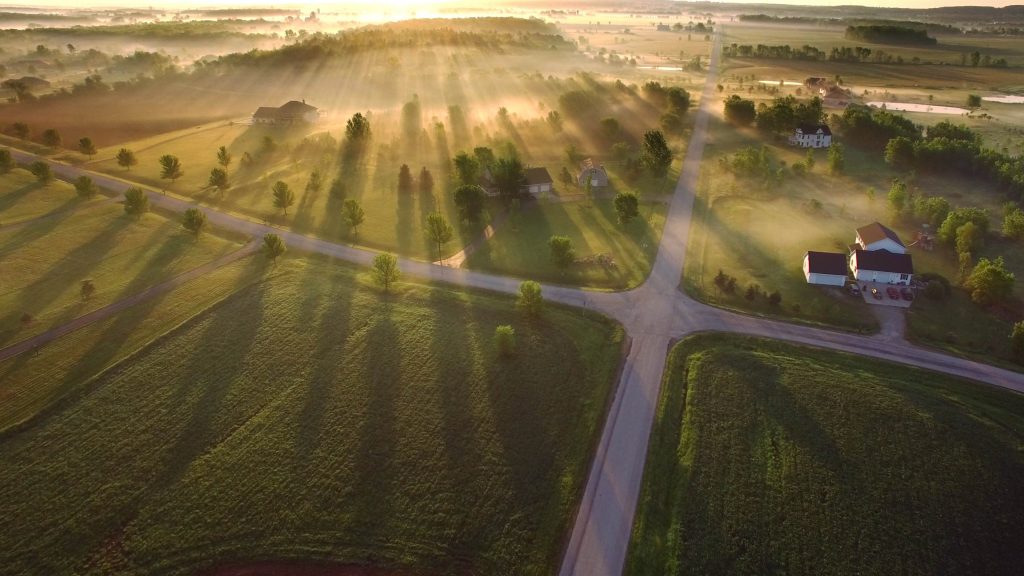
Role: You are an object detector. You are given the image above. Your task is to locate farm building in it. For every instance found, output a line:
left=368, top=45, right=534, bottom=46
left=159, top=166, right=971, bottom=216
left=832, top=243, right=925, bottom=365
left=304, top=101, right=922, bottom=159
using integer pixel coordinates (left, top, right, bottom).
left=854, top=222, right=906, bottom=254
left=789, top=124, right=832, bottom=148
left=850, top=249, right=914, bottom=285
left=523, top=167, right=554, bottom=195
left=578, top=159, right=609, bottom=189
left=803, top=251, right=848, bottom=286
left=253, top=100, right=320, bottom=126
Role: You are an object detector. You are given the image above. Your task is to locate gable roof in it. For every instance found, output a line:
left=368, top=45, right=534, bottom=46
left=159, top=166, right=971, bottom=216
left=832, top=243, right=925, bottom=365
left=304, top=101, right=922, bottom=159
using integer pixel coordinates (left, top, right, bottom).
left=857, top=221, right=905, bottom=248
left=253, top=106, right=279, bottom=119
left=805, top=251, right=848, bottom=276
left=795, top=124, right=832, bottom=136
left=854, top=249, right=914, bottom=274
left=524, top=167, right=552, bottom=186
left=278, top=100, right=317, bottom=114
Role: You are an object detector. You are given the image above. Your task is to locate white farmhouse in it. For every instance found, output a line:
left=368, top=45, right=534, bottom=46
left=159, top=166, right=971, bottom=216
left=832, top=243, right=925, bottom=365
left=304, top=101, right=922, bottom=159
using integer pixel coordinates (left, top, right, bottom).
left=854, top=222, right=907, bottom=254
left=850, top=249, right=914, bottom=285
left=803, top=251, right=848, bottom=286
left=789, top=124, right=832, bottom=148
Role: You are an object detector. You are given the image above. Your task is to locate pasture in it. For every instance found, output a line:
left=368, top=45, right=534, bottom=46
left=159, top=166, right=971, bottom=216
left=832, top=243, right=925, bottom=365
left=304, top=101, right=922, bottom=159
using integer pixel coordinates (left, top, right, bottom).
left=0, top=166, right=102, bottom=224
left=627, top=334, right=1024, bottom=576
left=0, top=256, right=624, bottom=575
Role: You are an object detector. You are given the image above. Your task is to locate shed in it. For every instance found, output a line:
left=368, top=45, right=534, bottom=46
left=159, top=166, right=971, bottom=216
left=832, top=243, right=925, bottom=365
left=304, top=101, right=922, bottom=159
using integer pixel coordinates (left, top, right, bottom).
left=803, top=251, right=848, bottom=286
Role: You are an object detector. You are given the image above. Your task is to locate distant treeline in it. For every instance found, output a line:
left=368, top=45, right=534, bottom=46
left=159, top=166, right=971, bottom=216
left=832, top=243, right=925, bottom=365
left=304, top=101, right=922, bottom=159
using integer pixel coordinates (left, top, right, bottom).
left=844, top=25, right=937, bottom=45
left=0, top=12, right=83, bottom=21
left=1, top=20, right=267, bottom=39
left=369, top=17, right=559, bottom=35
left=186, top=8, right=300, bottom=18
left=738, top=14, right=959, bottom=34
left=723, top=42, right=1008, bottom=66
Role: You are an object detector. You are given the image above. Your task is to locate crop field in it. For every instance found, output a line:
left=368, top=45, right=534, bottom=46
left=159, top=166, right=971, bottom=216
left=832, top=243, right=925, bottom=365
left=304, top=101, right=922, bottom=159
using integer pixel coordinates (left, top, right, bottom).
left=626, top=334, right=1024, bottom=576
left=0, top=199, right=242, bottom=347
left=0, top=166, right=103, bottom=224
left=0, top=256, right=624, bottom=575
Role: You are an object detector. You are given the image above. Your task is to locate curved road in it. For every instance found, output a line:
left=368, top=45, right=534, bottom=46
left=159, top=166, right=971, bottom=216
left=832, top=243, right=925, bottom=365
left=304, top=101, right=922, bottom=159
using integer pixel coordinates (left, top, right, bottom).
left=7, top=31, right=1024, bottom=576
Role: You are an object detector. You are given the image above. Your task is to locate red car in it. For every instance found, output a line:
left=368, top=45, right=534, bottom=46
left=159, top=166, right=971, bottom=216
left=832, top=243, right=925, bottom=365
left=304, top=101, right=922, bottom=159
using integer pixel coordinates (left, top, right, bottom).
left=870, top=287, right=882, bottom=300
left=886, top=286, right=900, bottom=300
left=900, top=287, right=915, bottom=301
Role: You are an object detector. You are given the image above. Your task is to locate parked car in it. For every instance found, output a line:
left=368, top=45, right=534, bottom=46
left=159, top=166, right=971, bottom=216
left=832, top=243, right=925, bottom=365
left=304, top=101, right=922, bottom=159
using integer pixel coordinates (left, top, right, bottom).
left=871, top=287, right=882, bottom=300
left=900, top=287, right=915, bottom=301
left=847, top=283, right=861, bottom=296
left=886, top=286, right=900, bottom=300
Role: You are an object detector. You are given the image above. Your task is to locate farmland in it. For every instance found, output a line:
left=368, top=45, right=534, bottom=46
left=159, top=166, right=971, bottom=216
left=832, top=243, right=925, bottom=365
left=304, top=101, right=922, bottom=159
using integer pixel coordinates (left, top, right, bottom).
left=627, top=334, right=1024, bottom=575
left=0, top=255, right=624, bottom=575
left=0, top=166, right=102, bottom=224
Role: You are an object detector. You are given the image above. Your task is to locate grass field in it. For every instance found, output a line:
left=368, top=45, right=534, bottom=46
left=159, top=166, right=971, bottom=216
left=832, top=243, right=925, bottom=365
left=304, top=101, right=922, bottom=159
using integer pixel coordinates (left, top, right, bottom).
left=0, top=200, right=242, bottom=347
left=626, top=333, right=1024, bottom=576
left=0, top=167, right=103, bottom=225
left=468, top=198, right=668, bottom=289
left=0, top=255, right=624, bottom=575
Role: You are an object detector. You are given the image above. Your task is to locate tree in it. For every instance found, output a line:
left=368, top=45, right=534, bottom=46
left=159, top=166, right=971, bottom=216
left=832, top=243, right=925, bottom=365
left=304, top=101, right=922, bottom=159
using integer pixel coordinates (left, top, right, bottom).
left=614, top=191, right=640, bottom=224
left=887, top=178, right=908, bottom=217
left=372, top=252, right=400, bottom=292
left=181, top=207, right=207, bottom=237
left=517, top=280, right=543, bottom=316
left=724, top=95, right=756, bottom=126
left=0, top=149, right=12, bottom=173
left=345, top=112, right=371, bottom=143
left=1003, top=207, right=1024, bottom=240
left=491, top=157, right=526, bottom=203
left=453, top=152, right=481, bottom=186
left=964, top=256, right=1014, bottom=306
left=73, top=175, right=97, bottom=198
left=116, top=148, right=137, bottom=171
left=29, top=161, right=52, bottom=183
left=272, top=181, right=295, bottom=215
left=216, top=145, right=232, bottom=169
left=600, top=117, right=621, bottom=140
left=78, top=137, right=96, bottom=158
left=640, top=130, right=673, bottom=178
left=955, top=221, right=982, bottom=255
left=473, top=146, right=495, bottom=168
left=494, top=325, right=516, bottom=357
left=454, top=184, right=485, bottom=223
left=262, top=233, right=286, bottom=262
left=342, top=198, right=365, bottom=236
left=966, top=94, right=982, bottom=109
left=158, top=154, right=183, bottom=187
left=548, top=235, right=576, bottom=270
left=1011, top=321, right=1024, bottom=364
left=768, top=291, right=782, bottom=306
left=425, top=212, right=453, bottom=259
left=666, top=86, right=691, bottom=113
left=80, top=279, right=95, bottom=301
left=827, top=143, right=845, bottom=175
left=41, top=128, right=61, bottom=149
left=398, top=164, right=414, bottom=192
left=938, top=207, right=989, bottom=244
left=419, top=166, right=434, bottom=195
left=10, top=122, right=28, bottom=140
left=123, top=187, right=149, bottom=215
left=306, top=170, right=322, bottom=193
left=208, top=167, right=230, bottom=194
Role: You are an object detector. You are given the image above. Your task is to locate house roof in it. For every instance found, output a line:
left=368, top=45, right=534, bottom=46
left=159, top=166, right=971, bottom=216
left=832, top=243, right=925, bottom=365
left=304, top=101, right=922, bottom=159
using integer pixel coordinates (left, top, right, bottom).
left=524, top=167, right=553, bottom=186
left=854, top=249, right=914, bottom=274
left=278, top=100, right=317, bottom=115
left=253, top=106, right=280, bottom=119
left=579, top=158, right=608, bottom=177
left=857, top=221, right=905, bottom=248
left=795, top=124, right=832, bottom=136
left=805, top=251, right=848, bottom=276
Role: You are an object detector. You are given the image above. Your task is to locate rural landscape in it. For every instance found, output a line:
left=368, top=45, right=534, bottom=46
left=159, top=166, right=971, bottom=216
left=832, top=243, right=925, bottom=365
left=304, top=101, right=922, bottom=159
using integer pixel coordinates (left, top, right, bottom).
left=1, top=1, right=1023, bottom=575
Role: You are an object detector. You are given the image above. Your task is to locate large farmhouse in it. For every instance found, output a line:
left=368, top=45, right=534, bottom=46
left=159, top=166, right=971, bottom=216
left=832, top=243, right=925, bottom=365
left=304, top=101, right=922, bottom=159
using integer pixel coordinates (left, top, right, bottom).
left=252, top=100, right=320, bottom=126
left=789, top=124, right=832, bottom=148
left=803, top=221, right=914, bottom=287
left=850, top=249, right=914, bottom=285
left=523, top=167, right=554, bottom=195
left=853, top=221, right=906, bottom=254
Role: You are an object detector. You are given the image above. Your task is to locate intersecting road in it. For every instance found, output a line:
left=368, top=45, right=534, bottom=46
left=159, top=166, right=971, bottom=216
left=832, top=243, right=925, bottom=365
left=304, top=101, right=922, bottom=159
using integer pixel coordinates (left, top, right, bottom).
left=6, top=31, right=1024, bottom=576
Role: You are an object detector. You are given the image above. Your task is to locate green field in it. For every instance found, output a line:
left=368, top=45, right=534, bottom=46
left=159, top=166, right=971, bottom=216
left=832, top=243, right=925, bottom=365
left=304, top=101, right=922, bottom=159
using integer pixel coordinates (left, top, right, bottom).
left=0, top=256, right=624, bottom=575
left=627, top=334, right=1024, bottom=576
left=0, top=200, right=242, bottom=347
left=0, top=167, right=102, bottom=225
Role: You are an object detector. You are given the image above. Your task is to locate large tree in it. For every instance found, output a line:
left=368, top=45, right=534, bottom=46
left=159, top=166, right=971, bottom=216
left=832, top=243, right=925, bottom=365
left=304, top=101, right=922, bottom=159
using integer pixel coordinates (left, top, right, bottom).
left=398, top=164, right=413, bottom=192
left=116, top=148, right=137, bottom=171
left=640, top=130, right=673, bottom=178
left=614, top=191, right=640, bottom=224
left=272, top=181, right=295, bottom=215
left=262, top=233, right=286, bottom=262
left=490, top=157, right=526, bottom=203
left=453, top=152, right=480, bottom=186
left=181, top=207, right=207, bottom=237
left=425, top=212, right=453, bottom=260
left=549, top=235, right=576, bottom=270
left=78, top=137, right=97, bottom=158
left=208, top=168, right=230, bottom=194
left=964, top=256, right=1014, bottom=306
left=123, top=187, right=149, bottom=215
left=345, top=112, right=371, bottom=143
left=342, top=198, right=365, bottom=236
left=454, top=184, right=485, bottom=223
left=41, top=128, right=61, bottom=149
left=159, top=154, right=183, bottom=187
left=516, top=280, right=543, bottom=316
left=723, top=95, right=756, bottom=126
left=372, top=252, right=400, bottom=292
left=73, top=175, right=97, bottom=198
left=29, top=161, right=52, bottom=183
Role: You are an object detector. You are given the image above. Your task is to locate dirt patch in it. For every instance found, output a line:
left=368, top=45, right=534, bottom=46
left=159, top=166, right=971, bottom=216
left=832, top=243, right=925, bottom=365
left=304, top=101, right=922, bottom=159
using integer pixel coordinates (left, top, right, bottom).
left=199, top=563, right=418, bottom=576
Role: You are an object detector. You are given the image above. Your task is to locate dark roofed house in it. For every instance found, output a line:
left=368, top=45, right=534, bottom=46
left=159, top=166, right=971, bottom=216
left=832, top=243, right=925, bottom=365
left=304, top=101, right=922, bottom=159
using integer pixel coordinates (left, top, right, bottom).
left=803, top=251, right=848, bottom=286
left=851, top=249, right=914, bottom=285
left=523, top=167, right=553, bottom=195
left=252, top=100, right=319, bottom=126
left=855, top=221, right=906, bottom=254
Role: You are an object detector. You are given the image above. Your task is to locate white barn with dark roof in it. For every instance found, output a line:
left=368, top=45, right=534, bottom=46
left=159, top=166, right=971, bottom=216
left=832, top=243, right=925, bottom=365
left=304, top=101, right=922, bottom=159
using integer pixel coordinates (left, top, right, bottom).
left=855, top=221, right=906, bottom=254
left=803, top=251, right=848, bottom=286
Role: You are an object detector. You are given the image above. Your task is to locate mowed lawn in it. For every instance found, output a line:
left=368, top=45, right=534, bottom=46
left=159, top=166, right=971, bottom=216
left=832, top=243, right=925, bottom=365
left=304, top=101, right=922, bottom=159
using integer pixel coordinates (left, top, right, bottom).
left=0, top=200, right=242, bottom=347
left=0, top=167, right=102, bottom=225
left=0, top=257, right=624, bottom=575
left=467, top=199, right=668, bottom=289
left=627, top=334, right=1024, bottom=576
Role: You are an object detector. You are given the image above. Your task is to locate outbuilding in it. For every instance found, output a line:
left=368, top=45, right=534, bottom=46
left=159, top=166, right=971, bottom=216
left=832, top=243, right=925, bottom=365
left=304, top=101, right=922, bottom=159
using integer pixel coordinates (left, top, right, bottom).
left=803, top=251, right=849, bottom=286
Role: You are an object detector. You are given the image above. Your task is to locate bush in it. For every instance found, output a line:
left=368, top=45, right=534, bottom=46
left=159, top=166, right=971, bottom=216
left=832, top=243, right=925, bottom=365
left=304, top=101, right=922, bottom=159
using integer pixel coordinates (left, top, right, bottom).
left=494, top=325, right=516, bottom=357
left=768, top=291, right=782, bottom=306
left=517, top=280, right=543, bottom=316
left=918, top=272, right=951, bottom=300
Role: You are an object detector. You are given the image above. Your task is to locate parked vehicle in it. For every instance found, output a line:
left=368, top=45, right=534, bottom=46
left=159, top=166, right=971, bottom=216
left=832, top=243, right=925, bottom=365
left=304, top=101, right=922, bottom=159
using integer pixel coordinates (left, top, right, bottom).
left=847, top=283, right=861, bottom=296
left=900, top=287, right=915, bottom=301
left=886, top=286, right=900, bottom=300
left=871, top=287, right=882, bottom=300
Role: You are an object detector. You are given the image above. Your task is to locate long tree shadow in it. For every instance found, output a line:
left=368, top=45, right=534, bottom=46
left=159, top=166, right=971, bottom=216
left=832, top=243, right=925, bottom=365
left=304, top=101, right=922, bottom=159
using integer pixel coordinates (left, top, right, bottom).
left=0, top=180, right=43, bottom=215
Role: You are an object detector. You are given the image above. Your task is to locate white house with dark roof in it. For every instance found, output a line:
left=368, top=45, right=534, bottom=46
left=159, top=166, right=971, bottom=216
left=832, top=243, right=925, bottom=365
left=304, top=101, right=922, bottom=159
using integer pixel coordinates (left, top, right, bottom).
left=523, top=167, right=553, bottom=195
left=855, top=222, right=906, bottom=254
left=253, top=100, right=319, bottom=126
left=803, top=251, right=848, bottom=286
left=789, top=124, right=832, bottom=148
left=850, top=249, right=914, bottom=285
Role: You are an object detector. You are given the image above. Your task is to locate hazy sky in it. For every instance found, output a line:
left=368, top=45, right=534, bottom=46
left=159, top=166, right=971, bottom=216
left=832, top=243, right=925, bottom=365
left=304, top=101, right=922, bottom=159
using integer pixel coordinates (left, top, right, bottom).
left=16, top=0, right=1018, bottom=9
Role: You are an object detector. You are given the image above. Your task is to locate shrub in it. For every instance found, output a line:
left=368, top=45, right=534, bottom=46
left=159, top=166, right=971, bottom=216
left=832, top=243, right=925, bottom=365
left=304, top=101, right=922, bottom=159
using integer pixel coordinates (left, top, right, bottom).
left=517, top=281, right=543, bottom=316
left=494, top=325, right=516, bottom=357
